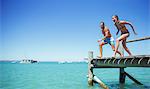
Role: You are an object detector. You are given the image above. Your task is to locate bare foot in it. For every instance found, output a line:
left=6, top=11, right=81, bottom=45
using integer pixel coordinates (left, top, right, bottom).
left=113, top=53, right=116, bottom=58
left=112, top=56, right=116, bottom=59
left=120, top=54, right=124, bottom=57
left=129, top=54, right=132, bottom=57
left=97, top=56, right=102, bottom=59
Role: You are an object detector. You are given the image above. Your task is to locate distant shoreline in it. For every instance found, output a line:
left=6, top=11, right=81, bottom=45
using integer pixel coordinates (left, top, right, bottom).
left=0, top=60, right=87, bottom=63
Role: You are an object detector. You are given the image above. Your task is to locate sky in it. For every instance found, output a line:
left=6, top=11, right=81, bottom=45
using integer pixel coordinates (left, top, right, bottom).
left=1, top=0, right=150, bottom=61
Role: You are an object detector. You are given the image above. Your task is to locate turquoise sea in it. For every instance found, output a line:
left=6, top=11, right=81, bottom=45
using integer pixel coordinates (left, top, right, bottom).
left=0, top=62, right=150, bottom=89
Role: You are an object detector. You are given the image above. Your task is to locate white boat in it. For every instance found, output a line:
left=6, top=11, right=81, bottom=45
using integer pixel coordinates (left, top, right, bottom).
left=11, top=61, right=18, bottom=63
left=20, top=59, right=37, bottom=64
left=58, top=61, right=66, bottom=64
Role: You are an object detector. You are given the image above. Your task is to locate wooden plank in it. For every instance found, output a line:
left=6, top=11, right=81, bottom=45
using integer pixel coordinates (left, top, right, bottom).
left=92, top=55, right=150, bottom=68
left=126, top=36, right=150, bottom=43
left=125, top=72, right=143, bottom=85
left=93, top=75, right=109, bottom=89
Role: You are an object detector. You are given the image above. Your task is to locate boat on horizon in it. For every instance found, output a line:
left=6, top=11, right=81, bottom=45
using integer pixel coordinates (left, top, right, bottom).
left=20, top=59, right=37, bottom=64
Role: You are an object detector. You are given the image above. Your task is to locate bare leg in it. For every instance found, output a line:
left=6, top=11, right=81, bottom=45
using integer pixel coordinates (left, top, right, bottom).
left=113, top=39, right=120, bottom=57
left=99, top=42, right=106, bottom=58
left=111, top=45, right=123, bottom=57
left=113, top=33, right=129, bottom=57
left=122, top=39, right=132, bottom=56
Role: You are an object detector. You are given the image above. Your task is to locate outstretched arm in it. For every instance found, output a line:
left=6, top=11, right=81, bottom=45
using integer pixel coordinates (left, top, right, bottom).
left=128, top=22, right=137, bottom=35
left=116, top=29, right=119, bottom=35
left=120, top=21, right=137, bottom=35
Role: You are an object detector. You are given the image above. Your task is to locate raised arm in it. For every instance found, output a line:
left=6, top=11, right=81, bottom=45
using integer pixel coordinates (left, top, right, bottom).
left=120, top=21, right=137, bottom=35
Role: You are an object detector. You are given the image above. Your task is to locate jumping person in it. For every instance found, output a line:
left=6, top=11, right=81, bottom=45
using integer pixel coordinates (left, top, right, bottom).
left=98, top=21, right=123, bottom=58
left=112, top=15, right=137, bottom=57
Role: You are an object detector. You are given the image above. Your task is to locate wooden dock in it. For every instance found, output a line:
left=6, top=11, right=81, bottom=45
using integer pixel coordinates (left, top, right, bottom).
left=87, top=37, right=150, bottom=89
left=92, top=55, right=150, bottom=68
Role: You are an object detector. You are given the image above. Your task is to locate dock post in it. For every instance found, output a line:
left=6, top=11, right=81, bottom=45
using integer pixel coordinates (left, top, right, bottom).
left=119, top=68, right=126, bottom=84
left=88, top=51, right=94, bottom=86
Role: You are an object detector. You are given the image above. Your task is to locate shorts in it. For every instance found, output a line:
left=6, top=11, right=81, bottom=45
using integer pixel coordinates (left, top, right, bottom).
left=121, top=32, right=130, bottom=37
left=104, top=37, right=115, bottom=45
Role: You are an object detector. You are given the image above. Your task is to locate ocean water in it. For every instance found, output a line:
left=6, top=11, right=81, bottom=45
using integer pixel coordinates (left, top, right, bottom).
left=0, top=62, right=150, bottom=89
